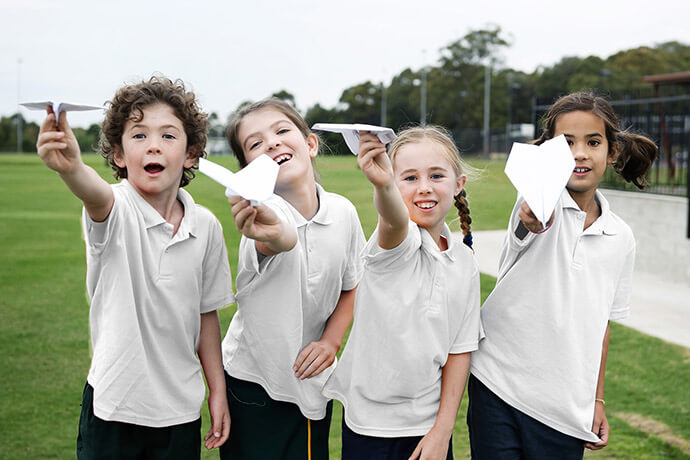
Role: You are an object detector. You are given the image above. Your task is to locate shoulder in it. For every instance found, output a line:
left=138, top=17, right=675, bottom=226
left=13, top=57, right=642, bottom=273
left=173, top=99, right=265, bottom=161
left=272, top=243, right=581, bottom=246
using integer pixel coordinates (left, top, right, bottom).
left=606, top=209, right=635, bottom=245
left=320, top=188, right=358, bottom=213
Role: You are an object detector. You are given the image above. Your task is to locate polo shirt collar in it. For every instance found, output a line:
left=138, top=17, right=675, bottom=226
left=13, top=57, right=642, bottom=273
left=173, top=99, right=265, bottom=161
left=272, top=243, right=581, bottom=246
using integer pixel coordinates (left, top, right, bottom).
left=560, top=189, right=618, bottom=236
left=121, top=179, right=197, bottom=237
left=420, top=223, right=456, bottom=262
left=289, top=184, right=332, bottom=227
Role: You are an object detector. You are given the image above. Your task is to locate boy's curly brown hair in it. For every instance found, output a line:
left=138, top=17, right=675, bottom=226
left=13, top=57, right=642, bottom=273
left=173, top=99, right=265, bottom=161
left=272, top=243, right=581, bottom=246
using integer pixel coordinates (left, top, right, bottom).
left=99, top=75, right=209, bottom=187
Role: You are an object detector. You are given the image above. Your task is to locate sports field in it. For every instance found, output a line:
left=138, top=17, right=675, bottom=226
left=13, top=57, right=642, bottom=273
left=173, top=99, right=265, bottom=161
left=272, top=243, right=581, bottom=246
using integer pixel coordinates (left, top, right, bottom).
left=0, top=153, right=688, bottom=459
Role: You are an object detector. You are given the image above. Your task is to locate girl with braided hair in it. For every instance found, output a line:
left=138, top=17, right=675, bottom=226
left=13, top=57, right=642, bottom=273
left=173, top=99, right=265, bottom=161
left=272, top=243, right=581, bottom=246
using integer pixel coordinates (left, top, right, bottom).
left=323, top=126, right=483, bottom=460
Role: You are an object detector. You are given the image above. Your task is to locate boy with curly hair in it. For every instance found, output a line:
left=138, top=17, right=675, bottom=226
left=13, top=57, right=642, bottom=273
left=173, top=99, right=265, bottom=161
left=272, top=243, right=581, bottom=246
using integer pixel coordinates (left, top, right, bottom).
left=36, top=76, right=234, bottom=459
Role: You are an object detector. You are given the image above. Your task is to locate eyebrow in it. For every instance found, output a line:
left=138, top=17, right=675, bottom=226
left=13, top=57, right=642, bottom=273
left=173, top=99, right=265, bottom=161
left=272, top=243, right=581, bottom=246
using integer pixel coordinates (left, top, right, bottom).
left=398, top=166, right=450, bottom=176
left=243, top=119, right=291, bottom=149
left=128, top=123, right=181, bottom=132
left=563, top=133, right=603, bottom=138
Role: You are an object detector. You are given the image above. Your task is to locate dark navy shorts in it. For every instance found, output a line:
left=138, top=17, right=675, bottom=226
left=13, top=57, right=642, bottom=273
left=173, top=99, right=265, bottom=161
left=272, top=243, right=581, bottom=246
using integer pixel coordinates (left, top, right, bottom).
left=466, top=374, right=585, bottom=459
left=219, top=372, right=332, bottom=460
left=341, top=415, right=453, bottom=460
left=77, top=383, right=201, bottom=460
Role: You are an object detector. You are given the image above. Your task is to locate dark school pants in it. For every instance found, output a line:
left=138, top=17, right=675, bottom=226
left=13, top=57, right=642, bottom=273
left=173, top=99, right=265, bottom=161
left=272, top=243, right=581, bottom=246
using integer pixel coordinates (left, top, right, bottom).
left=77, top=383, right=201, bottom=460
left=466, top=374, right=585, bottom=460
left=341, top=417, right=454, bottom=460
left=219, top=372, right=332, bottom=460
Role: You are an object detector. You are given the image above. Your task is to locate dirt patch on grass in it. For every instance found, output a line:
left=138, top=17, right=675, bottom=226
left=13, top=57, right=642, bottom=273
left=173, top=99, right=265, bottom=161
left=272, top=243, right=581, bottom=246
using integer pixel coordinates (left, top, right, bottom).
left=615, top=412, right=690, bottom=455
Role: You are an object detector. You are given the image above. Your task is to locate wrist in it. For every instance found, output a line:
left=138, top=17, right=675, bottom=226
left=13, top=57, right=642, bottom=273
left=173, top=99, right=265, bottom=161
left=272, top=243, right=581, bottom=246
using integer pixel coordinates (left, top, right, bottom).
left=530, top=219, right=553, bottom=234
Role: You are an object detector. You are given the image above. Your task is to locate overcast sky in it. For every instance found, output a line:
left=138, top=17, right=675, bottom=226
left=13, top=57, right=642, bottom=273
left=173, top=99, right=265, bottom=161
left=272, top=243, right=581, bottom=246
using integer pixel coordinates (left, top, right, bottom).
left=2, top=0, right=689, bottom=128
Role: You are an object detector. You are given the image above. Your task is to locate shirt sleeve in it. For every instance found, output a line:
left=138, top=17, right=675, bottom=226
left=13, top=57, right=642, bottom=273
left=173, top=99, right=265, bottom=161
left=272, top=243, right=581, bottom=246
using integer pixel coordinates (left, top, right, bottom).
left=362, top=220, right=421, bottom=273
left=449, top=263, right=484, bottom=354
left=200, top=214, right=236, bottom=313
left=341, top=202, right=366, bottom=291
left=609, top=242, right=635, bottom=321
left=82, top=184, right=119, bottom=255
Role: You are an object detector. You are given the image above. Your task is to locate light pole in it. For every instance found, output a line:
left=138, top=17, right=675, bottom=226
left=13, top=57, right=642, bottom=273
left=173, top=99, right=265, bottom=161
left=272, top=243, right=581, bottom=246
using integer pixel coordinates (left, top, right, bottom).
left=380, top=81, right=387, bottom=126
left=17, top=58, right=22, bottom=153
left=483, top=64, right=491, bottom=156
left=420, top=67, right=427, bottom=125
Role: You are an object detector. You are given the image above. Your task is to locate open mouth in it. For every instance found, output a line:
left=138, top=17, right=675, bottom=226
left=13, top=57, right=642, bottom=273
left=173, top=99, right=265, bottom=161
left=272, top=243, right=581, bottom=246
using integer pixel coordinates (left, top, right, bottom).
left=144, top=163, right=165, bottom=174
left=274, top=154, right=292, bottom=165
left=415, top=201, right=437, bottom=210
left=573, top=167, right=591, bottom=176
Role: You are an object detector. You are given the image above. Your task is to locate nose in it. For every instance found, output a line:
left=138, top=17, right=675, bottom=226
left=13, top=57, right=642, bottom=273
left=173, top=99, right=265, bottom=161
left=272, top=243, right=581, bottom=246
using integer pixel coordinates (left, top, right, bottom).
left=571, top=141, right=587, bottom=160
left=265, top=137, right=281, bottom=152
left=418, top=177, right=433, bottom=194
left=147, top=142, right=161, bottom=154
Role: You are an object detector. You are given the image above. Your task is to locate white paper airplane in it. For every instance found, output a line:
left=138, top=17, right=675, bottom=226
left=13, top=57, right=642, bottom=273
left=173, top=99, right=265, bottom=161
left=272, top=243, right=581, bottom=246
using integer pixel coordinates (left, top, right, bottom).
left=198, top=155, right=279, bottom=206
left=504, top=135, right=576, bottom=227
left=21, top=101, right=103, bottom=126
left=312, top=123, right=396, bottom=155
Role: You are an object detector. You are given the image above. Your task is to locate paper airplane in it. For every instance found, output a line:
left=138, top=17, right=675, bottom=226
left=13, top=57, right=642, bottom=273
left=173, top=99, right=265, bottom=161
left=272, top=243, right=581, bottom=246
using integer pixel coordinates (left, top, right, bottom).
left=312, top=123, right=396, bottom=155
left=504, top=135, right=576, bottom=227
left=21, top=101, right=103, bottom=126
left=198, top=155, right=279, bottom=206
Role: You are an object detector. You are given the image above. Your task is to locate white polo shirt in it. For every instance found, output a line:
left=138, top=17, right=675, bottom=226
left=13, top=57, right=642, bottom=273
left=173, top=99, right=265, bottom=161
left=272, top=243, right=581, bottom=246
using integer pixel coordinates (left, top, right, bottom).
left=470, top=190, right=634, bottom=443
left=322, top=221, right=483, bottom=437
left=83, top=180, right=235, bottom=427
left=222, top=184, right=365, bottom=419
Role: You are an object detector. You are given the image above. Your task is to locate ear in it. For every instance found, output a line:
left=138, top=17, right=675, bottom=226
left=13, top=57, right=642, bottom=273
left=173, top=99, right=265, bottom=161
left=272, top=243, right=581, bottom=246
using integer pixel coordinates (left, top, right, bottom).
left=184, top=145, right=199, bottom=169
left=113, top=145, right=126, bottom=168
left=607, top=142, right=618, bottom=165
left=455, top=174, right=467, bottom=197
left=306, top=133, right=319, bottom=159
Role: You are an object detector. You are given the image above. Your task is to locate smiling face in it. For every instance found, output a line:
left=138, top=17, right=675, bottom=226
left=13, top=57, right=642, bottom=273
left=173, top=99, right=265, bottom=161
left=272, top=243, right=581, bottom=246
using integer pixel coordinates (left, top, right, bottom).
left=554, top=110, right=614, bottom=204
left=236, top=108, right=318, bottom=192
left=393, top=139, right=465, bottom=238
left=114, top=103, right=195, bottom=201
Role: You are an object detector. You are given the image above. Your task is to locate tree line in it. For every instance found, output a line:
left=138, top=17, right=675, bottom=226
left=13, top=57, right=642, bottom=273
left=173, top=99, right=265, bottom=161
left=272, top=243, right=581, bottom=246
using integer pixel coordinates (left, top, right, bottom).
left=3, top=26, right=689, bottom=154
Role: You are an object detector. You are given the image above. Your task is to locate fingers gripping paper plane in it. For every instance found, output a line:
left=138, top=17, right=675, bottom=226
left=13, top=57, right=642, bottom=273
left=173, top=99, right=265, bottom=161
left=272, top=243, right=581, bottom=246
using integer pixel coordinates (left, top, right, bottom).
left=198, top=155, right=279, bottom=206
left=311, top=123, right=396, bottom=155
left=504, top=135, right=576, bottom=228
left=21, top=101, right=104, bottom=126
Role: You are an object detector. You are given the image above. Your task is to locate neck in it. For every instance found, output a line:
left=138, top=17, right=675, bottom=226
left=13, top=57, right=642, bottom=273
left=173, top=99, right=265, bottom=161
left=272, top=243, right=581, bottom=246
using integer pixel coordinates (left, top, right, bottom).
left=567, top=188, right=600, bottom=229
left=424, top=221, right=447, bottom=250
left=131, top=182, right=185, bottom=233
left=276, top=177, right=319, bottom=220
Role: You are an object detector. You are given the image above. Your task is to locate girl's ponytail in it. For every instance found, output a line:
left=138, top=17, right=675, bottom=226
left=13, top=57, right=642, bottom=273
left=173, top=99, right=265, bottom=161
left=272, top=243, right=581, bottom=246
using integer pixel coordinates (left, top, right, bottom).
left=613, top=131, right=658, bottom=190
left=454, top=189, right=473, bottom=248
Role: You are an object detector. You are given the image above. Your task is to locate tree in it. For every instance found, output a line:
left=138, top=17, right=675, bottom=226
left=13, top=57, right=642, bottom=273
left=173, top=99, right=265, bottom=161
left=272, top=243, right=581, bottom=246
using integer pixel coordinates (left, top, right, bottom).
left=271, top=90, right=297, bottom=107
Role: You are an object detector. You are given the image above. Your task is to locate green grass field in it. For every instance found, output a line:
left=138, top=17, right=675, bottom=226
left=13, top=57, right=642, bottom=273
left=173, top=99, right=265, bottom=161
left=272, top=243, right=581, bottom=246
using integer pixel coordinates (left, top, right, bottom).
left=1, top=153, right=688, bottom=459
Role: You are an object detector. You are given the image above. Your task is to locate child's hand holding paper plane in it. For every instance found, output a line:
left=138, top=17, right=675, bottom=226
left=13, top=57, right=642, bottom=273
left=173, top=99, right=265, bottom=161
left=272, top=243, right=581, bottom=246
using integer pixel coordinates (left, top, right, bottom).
left=311, top=123, right=396, bottom=155
left=21, top=101, right=103, bottom=126
left=504, top=135, right=575, bottom=228
left=198, top=155, right=278, bottom=206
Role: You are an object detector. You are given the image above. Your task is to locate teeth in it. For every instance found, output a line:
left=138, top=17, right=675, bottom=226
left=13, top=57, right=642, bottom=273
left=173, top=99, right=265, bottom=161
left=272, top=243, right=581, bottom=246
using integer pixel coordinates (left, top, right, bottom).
left=574, top=167, right=589, bottom=173
left=417, top=202, right=436, bottom=209
left=274, top=154, right=292, bottom=165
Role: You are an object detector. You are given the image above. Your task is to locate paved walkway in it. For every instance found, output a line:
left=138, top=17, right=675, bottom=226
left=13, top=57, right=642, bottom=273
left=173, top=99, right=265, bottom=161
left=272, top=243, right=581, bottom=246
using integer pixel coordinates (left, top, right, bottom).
left=467, top=230, right=690, bottom=349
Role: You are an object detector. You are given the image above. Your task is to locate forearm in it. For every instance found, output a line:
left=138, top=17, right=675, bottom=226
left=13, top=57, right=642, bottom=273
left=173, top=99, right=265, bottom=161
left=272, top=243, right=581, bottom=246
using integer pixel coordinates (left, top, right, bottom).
left=198, top=311, right=226, bottom=394
left=373, top=182, right=409, bottom=249
left=319, top=288, right=357, bottom=352
left=433, top=352, right=471, bottom=437
left=59, top=163, right=114, bottom=222
left=596, top=323, right=610, bottom=400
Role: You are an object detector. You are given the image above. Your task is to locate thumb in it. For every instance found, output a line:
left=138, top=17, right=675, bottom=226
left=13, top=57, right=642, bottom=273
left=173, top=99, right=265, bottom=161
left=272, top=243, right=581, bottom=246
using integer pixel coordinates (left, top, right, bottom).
left=211, top=413, right=222, bottom=439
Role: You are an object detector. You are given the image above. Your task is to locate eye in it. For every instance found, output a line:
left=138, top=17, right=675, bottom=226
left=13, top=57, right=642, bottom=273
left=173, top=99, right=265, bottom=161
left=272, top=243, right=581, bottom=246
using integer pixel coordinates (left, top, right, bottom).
left=404, top=175, right=417, bottom=182
left=565, top=139, right=574, bottom=146
left=431, top=173, right=444, bottom=180
left=588, top=139, right=601, bottom=147
left=133, top=133, right=145, bottom=140
left=277, top=128, right=290, bottom=134
left=163, top=133, right=176, bottom=140
left=249, top=140, right=261, bottom=150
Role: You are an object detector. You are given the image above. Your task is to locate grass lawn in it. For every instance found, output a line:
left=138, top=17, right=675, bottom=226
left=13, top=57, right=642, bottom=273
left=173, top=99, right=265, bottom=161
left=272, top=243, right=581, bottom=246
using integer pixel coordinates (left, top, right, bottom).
left=0, top=153, right=688, bottom=459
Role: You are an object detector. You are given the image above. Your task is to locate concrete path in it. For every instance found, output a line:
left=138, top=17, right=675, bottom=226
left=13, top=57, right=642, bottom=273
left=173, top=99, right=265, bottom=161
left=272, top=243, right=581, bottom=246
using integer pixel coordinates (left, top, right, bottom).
left=466, top=230, right=690, bottom=349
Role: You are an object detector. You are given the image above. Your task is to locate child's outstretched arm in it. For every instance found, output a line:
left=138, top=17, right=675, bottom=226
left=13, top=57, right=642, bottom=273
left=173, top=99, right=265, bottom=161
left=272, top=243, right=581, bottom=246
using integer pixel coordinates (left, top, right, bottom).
left=227, top=195, right=297, bottom=256
left=198, top=311, right=231, bottom=449
left=410, top=352, right=471, bottom=460
left=585, top=323, right=610, bottom=450
left=357, top=132, right=409, bottom=249
left=36, top=107, right=113, bottom=222
left=293, top=287, right=357, bottom=380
